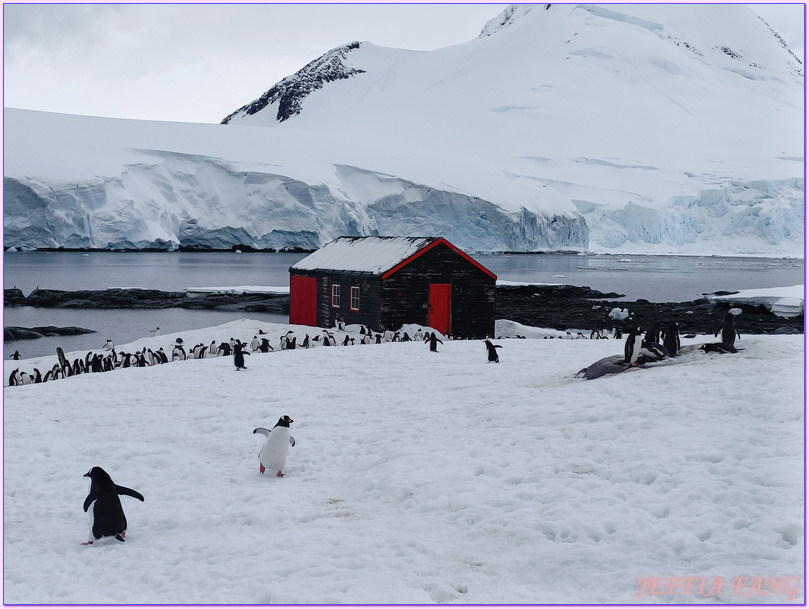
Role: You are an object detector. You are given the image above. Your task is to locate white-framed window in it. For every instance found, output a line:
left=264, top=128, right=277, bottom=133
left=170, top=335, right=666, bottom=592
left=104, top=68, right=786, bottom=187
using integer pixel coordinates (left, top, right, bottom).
left=331, top=284, right=341, bottom=308
left=350, top=286, right=360, bottom=311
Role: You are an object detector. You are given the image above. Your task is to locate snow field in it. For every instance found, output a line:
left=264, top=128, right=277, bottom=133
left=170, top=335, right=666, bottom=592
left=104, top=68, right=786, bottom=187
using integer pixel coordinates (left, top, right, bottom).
left=3, top=319, right=804, bottom=603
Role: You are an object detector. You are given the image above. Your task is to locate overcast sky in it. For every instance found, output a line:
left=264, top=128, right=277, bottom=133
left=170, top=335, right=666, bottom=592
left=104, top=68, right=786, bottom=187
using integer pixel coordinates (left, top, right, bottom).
left=3, top=3, right=805, bottom=124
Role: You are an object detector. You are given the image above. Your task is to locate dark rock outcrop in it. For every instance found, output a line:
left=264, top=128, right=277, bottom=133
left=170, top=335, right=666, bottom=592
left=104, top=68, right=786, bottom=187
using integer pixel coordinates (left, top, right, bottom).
left=495, top=284, right=804, bottom=336
left=6, top=288, right=290, bottom=315
left=221, top=42, right=366, bottom=124
left=4, top=325, right=96, bottom=341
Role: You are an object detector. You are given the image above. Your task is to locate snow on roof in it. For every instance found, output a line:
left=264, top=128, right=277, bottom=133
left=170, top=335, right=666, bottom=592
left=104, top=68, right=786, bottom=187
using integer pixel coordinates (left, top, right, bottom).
left=290, top=236, right=439, bottom=276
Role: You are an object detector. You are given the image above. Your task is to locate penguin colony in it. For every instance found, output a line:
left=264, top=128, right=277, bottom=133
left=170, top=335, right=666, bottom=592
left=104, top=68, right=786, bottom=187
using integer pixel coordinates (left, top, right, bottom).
left=9, top=310, right=746, bottom=543
left=6, top=306, right=746, bottom=386
left=6, top=325, right=454, bottom=386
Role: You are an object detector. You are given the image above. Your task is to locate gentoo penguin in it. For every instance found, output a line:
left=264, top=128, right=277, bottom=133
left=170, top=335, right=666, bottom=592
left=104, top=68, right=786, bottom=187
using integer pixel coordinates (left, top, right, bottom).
left=253, top=416, right=296, bottom=477
left=484, top=339, right=502, bottom=363
left=414, top=329, right=424, bottom=341
left=644, top=325, right=661, bottom=345
left=10, top=350, right=21, bottom=360
left=234, top=341, right=249, bottom=370
left=342, top=334, right=351, bottom=346
left=715, top=312, right=741, bottom=347
left=104, top=340, right=114, bottom=351
left=700, top=342, right=738, bottom=354
left=663, top=322, right=680, bottom=356
left=623, top=327, right=644, bottom=365
left=426, top=332, right=443, bottom=352
left=250, top=336, right=260, bottom=352
left=640, top=340, right=669, bottom=361
left=82, top=467, right=144, bottom=545
left=151, top=327, right=161, bottom=337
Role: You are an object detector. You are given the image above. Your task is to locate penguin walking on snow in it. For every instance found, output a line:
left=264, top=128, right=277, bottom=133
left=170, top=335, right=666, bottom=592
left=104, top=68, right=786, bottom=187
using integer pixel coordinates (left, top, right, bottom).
left=253, top=416, right=296, bottom=477
left=426, top=332, right=443, bottom=352
left=234, top=341, right=250, bottom=370
left=82, top=467, right=144, bottom=545
left=484, top=339, right=502, bottom=363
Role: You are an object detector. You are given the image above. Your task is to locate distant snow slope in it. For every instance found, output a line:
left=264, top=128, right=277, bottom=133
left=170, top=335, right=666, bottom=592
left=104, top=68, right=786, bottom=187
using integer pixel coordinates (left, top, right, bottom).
left=3, top=4, right=804, bottom=255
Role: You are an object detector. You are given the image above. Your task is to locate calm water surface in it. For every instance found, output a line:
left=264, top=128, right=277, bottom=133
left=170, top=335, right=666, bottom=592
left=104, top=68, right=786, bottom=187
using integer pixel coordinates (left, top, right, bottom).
left=3, top=251, right=804, bottom=360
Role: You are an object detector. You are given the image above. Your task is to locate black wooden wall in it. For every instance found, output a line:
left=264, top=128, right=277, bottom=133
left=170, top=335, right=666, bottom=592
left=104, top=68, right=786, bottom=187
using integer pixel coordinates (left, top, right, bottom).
left=380, top=243, right=496, bottom=339
left=315, top=272, right=383, bottom=330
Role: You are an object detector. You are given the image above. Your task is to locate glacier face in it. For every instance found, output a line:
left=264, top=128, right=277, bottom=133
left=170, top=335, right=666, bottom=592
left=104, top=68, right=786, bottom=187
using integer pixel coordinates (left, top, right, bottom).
left=3, top=4, right=805, bottom=256
left=2, top=148, right=588, bottom=252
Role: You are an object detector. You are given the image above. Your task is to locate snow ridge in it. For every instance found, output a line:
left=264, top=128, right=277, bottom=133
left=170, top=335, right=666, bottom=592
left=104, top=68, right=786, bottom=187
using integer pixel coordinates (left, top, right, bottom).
left=221, top=42, right=366, bottom=124
left=478, top=4, right=538, bottom=38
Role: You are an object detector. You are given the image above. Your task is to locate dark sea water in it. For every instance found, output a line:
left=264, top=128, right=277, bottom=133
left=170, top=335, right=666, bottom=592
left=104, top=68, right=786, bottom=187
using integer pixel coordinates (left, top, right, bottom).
left=3, top=251, right=804, bottom=360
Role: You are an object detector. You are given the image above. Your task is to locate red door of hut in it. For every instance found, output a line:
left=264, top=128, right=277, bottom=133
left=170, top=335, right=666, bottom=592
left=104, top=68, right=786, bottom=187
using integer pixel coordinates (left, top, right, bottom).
left=289, top=275, right=317, bottom=326
left=429, top=283, right=451, bottom=335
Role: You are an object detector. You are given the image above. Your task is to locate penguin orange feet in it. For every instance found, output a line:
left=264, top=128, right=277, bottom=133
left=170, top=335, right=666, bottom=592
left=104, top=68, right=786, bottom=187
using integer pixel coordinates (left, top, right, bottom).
left=276, top=471, right=284, bottom=477
left=81, top=541, right=94, bottom=546
left=260, top=464, right=265, bottom=474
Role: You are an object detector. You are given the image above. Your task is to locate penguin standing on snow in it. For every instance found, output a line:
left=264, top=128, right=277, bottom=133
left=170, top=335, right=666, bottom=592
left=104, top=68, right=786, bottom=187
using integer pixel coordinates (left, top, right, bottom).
left=234, top=341, right=250, bottom=370
left=82, top=467, right=144, bottom=545
left=484, top=339, right=502, bottom=363
left=253, top=416, right=296, bottom=477
left=663, top=322, right=680, bottom=356
left=426, top=332, right=443, bottom=352
left=623, top=326, right=644, bottom=366
left=715, top=312, right=741, bottom=347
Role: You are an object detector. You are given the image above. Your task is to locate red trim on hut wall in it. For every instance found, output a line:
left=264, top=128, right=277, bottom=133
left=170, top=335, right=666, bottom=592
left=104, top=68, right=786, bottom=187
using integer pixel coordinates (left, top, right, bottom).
left=381, top=238, right=497, bottom=280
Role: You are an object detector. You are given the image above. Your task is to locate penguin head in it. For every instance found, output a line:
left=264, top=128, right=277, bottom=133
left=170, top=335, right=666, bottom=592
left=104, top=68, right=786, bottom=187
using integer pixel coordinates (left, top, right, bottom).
left=84, top=466, right=113, bottom=485
left=274, top=415, right=293, bottom=428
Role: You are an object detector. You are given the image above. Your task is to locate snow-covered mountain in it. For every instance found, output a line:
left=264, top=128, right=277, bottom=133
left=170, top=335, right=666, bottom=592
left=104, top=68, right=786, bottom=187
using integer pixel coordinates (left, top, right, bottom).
left=3, top=4, right=804, bottom=255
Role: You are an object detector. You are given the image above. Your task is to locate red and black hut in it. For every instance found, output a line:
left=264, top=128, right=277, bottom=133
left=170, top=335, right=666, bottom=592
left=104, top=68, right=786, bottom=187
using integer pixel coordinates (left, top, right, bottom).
left=289, top=236, right=497, bottom=338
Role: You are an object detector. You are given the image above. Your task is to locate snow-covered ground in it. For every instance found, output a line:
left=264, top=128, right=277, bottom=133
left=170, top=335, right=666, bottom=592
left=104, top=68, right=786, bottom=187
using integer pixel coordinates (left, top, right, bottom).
left=3, top=313, right=804, bottom=604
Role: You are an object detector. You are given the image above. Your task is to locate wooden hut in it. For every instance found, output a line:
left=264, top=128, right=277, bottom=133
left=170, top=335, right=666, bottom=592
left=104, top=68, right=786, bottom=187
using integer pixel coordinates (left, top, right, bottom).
left=289, top=236, right=497, bottom=338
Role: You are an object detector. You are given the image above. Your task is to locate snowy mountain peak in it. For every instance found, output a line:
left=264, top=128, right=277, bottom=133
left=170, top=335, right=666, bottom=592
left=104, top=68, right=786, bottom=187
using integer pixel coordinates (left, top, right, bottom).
left=478, top=4, right=540, bottom=38
left=221, top=41, right=366, bottom=125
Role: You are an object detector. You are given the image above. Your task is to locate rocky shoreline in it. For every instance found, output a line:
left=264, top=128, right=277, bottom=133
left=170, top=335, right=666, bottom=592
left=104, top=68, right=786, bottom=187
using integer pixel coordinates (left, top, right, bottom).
left=4, top=285, right=804, bottom=340
left=494, top=284, right=803, bottom=337
left=4, top=287, right=289, bottom=314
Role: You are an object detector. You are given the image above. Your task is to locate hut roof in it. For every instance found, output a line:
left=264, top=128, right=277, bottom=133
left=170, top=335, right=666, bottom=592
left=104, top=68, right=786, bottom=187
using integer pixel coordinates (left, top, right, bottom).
left=290, top=236, right=496, bottom=279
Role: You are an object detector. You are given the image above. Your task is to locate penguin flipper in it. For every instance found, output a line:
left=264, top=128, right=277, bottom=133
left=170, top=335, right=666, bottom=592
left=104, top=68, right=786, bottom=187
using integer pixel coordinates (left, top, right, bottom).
left=289, top=436, right=296, bottom=447
left=116, top=485, right=145, bottom=502
left=253, top=427, right=271, bottom=437
left=83, top=491, right=97, bottom=512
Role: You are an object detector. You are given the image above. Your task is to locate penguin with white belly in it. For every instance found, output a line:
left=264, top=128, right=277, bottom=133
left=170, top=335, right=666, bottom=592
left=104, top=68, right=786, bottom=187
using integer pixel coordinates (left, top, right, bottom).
left=253, top=416, right=296, bottom=477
